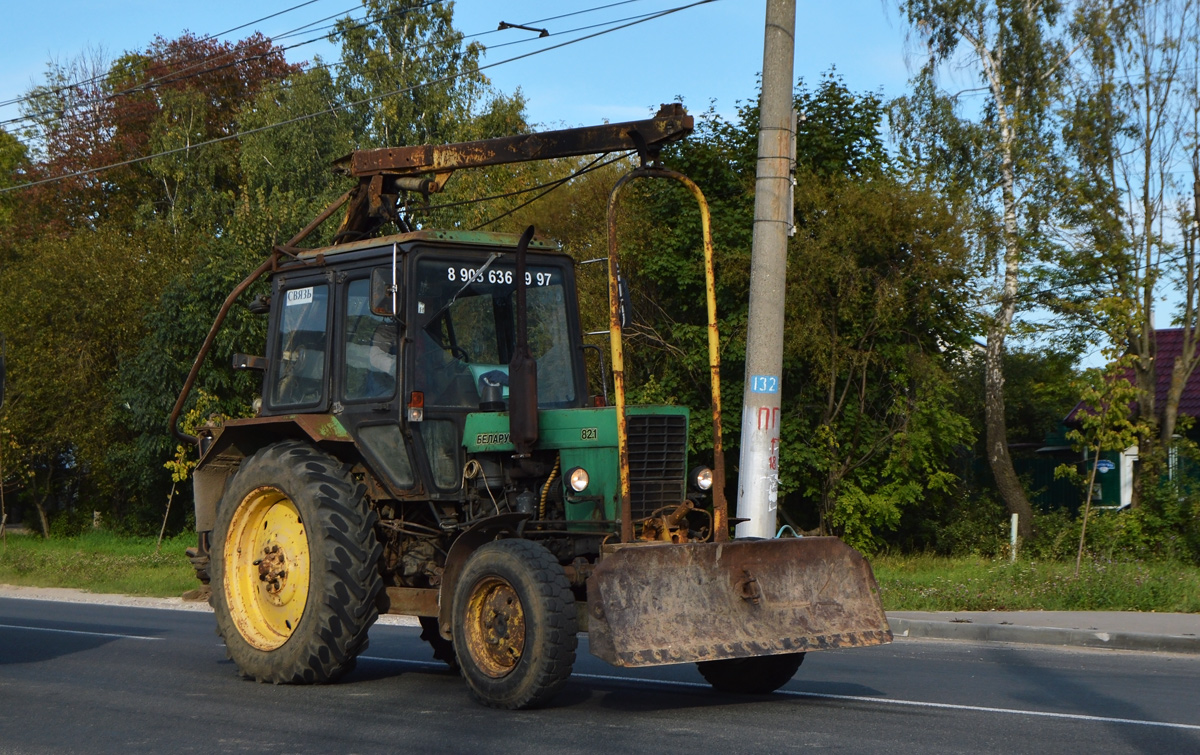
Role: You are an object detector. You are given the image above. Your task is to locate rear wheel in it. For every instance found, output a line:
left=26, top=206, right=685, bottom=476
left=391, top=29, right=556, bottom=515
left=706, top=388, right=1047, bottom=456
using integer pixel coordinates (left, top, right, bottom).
left=211, top=441, right=383, bottom=684
left=452, top=539, right=577, bottom=709
left=697, top=653, right=805, bottom=694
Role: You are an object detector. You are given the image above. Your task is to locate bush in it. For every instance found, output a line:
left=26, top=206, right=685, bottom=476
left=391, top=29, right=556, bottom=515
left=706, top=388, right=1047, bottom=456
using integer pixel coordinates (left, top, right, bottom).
left=48, top=506, right=97, bottom=537
left=1025, top=507, right=1079, bottom=561
left=1023, top=486, right=1200, bottom=565
left=932, top=492, right=1009, bottom=558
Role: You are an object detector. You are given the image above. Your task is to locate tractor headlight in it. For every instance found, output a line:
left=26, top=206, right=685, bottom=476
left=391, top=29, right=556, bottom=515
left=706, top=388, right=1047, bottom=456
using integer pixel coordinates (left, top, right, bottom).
left=567, top=467, right=589, bottom=492
left=690, top=465, right=714, bottom=491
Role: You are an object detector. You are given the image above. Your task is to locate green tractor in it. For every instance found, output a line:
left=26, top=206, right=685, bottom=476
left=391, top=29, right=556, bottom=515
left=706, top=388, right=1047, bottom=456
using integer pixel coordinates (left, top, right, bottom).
left=174, top=106, right=890, bottom=709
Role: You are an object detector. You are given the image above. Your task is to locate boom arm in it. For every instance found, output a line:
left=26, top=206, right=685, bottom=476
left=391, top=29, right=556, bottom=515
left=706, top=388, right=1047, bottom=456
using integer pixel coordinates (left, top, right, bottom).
left=331, top=103, right=693, bottom=241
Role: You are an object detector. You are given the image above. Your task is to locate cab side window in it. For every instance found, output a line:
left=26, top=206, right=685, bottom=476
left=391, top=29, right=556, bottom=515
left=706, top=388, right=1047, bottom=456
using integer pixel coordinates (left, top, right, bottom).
left=344, top=278, right=396, bottom=401
left=271, top=284, right=330, bottom=407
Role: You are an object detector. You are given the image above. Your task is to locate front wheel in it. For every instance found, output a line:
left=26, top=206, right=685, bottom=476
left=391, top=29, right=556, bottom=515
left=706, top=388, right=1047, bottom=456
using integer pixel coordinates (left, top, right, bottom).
left=697, top=653, right=805, bottom=694
left=210, top=441, right=383, bottom=684
left=452, top=539, right=577, bottom=709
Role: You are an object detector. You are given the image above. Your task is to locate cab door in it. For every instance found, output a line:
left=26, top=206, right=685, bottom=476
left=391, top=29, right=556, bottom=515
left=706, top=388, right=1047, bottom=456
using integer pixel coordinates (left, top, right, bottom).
left=337, top=270, right=420, bottom=496
left=265, top=274, right=332, bottom=414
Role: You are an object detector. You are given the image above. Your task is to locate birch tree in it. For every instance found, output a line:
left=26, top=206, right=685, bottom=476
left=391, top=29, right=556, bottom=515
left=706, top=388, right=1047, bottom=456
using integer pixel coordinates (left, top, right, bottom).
left=896, top=0, right=1072, bottom=538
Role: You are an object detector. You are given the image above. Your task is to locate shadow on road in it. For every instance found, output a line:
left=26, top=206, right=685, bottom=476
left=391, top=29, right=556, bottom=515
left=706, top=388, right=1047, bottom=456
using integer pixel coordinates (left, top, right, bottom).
left=0, top=623, right=123, bottom=665
left=984, top=645, right=1199, bottom=754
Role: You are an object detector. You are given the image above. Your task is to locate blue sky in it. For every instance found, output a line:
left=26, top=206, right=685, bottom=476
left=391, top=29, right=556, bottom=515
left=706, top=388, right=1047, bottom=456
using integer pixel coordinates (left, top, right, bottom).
left=1, top=1, right=1152, bottom=364
left=1, top=0, right=919, bottom=129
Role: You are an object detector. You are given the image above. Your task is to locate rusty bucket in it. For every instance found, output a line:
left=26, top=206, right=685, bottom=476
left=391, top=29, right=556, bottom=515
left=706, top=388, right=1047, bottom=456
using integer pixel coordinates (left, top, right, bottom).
left=586, top=537, right=891, bottom=668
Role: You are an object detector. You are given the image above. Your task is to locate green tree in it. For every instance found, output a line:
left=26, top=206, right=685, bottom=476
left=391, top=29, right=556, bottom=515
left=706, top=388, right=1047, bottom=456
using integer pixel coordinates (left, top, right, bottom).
left=556, top=75, right=977, bottom=549
left=333, top=0, right=489, bottom=148
left=951, top=345, right=1080, bottom=450
left=0, top=129, right=26, bottom=232
left=107, top=3, right=538, bottom=529
left=0, top=226, right=180, bottom=533
left=895, top=0, right=1074, bottom=538
left=0, top=31, right=298, bottom=531
left=1054, top=294, right=1147, bottom=573
left=1058, top=0, right=1200, bottom=500
left=781, top=171, right=974, bottom=549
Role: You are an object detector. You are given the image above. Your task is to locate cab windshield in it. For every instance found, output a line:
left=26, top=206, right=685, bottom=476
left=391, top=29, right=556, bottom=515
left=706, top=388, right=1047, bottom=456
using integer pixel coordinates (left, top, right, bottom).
left=413, top=256, right=576, bottom=409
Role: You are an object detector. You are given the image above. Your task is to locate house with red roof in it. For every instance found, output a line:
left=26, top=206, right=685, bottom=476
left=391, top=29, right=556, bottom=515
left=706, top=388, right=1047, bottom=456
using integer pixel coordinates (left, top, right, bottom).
left=1040, top=328, right=1200, bottom=510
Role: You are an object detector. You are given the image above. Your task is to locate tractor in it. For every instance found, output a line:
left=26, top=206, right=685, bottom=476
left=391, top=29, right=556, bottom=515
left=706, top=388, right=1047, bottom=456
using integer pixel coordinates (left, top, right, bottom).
left=173, top=105, right=890, bottom=709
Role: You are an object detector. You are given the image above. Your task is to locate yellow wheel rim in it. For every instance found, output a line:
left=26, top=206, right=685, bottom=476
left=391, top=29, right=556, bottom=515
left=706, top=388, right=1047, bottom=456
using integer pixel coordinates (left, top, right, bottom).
left=463, top=576, right=526, bottom=678
left=223, top=486, right=311, bottom=650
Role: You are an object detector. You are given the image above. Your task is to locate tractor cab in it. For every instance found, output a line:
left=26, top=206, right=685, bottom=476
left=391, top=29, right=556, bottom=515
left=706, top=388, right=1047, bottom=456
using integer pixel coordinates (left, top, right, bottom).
left=258, top=230, right=587, bottom=500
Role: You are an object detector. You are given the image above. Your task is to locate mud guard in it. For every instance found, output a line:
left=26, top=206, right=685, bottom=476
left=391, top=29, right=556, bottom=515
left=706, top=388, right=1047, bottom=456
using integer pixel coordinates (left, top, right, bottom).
left=586, top=537, right=891, bottom=667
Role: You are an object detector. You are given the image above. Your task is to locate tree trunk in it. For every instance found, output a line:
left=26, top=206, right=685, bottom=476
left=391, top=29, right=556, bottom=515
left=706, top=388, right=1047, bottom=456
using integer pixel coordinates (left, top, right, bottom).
left=33, top=455, right=56, bottom=538
left=1162, top=353, right=1194, bottom=449
left=985, top=72, right=1035, bottom=542
left=985, top=320, right=1034, bottom=540
left=34, top=500, right=50, bottom=538
left=1128, top=324, right=1158, bottom=507
left=1162, top=168, right=1200, bottom=450
left=818, top=472, right=836, bottom=536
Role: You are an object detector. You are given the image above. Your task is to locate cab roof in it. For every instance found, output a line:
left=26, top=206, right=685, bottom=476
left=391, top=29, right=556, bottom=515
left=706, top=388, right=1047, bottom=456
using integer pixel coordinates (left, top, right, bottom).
left=292, top=229, right=564, bottom=263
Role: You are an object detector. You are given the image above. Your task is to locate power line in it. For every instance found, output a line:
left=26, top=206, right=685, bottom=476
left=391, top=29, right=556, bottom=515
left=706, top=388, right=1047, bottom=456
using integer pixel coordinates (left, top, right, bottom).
left=1, top=0, right=717, bottom=194
left=0, top=2, right=440, bottom=130
left=470, top=154, right=628, bottom=230
left=0, top=0, right=340, bottom=111
left=425, top=153, right=620, bottom=214
left=1, top=0, right=651, bottom=133
left=525, top=0, right=647, bottom=26
left=209, top=0, right=328, bottom=41
left=108, top=2, right=427, bottom=99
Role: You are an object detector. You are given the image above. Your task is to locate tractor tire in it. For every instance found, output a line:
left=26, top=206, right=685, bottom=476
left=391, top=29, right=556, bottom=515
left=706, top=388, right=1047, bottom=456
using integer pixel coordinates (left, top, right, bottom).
left=451, top=539, right=577, bottom=709
left=697, top=652, right=805, bottom=695
left=419, top=616, right=459, bottom=672
left=210, top=440, right=383, bottom=684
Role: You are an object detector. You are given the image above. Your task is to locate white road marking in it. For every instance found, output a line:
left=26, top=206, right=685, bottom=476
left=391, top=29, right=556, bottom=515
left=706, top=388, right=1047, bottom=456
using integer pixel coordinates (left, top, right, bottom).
left=0, top=622, right=163, bottom=641
left=361, top=656, right=442, bottom=668
left=579, top=671, right=1200, bottom=732
left=360, top=655, right=1200, bottom=732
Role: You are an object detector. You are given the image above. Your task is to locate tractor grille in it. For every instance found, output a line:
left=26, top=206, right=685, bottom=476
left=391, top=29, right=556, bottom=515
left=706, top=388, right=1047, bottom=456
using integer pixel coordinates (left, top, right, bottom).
left=627, top=413, right=688, bottom=521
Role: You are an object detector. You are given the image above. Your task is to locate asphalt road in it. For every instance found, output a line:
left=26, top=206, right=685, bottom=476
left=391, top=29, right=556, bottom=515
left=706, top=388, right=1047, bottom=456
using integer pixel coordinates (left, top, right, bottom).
left=2, top=597, right=1198, bottom=754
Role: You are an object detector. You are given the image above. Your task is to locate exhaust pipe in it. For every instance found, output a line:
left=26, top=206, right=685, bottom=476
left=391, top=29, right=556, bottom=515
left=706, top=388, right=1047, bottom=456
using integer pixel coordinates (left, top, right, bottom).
left=508, top=226, right=539, bottom=456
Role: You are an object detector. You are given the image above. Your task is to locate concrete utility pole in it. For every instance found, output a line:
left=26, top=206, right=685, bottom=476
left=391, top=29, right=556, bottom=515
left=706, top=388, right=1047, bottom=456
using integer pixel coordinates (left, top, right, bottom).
left=736, top=0, right=796, bottom=539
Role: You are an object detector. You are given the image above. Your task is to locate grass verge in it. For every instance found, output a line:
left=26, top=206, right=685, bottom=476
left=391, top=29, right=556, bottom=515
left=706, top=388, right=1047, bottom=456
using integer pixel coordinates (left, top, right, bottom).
left=0, top=530, right=196, bottom=598
left=3, top=533, right=1199, bottom=613
left=874, top=554, right=1200, bottom=613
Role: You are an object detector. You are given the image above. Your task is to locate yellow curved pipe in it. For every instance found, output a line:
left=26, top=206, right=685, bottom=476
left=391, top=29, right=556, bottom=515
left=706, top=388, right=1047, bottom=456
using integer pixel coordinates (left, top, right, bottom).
left=605, top=167, right=727, bottom=543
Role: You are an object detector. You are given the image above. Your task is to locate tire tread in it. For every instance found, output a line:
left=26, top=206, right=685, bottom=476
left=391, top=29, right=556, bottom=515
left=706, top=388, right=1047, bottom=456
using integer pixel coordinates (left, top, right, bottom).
left=211, top=440, right=382, bottom=685
left=452, top=539, right=577, bottom=709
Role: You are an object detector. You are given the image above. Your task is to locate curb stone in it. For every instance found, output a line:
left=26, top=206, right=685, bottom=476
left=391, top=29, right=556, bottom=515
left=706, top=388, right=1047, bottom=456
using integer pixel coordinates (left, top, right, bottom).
left=3, top=585, right=1194, bottom=652
left=888, top=617, right=1200, bottom=654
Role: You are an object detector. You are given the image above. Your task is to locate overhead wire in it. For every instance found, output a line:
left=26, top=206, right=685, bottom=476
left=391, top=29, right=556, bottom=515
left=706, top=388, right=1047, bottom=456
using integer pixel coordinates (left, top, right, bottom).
left=424, top=153, right=620, bottom=214
left=0, top=0, right=340, bottom=111
left=0, top=1, right=441, bottom=130
left=0, top=0, right=653, bottom=133
left=523, top=0, right=647, bottom=25
left=208, top=0, right=329, bottom=42
left=470, top=153, right=633, bottom=230
left=0, top=0, right=718, bottom=194
left=108, top=2, right=433, bottom=96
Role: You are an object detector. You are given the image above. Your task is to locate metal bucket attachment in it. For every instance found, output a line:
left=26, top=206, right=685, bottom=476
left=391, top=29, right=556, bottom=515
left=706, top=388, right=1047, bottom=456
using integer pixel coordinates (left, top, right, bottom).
left=586, top=537, right=891, bottom=667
